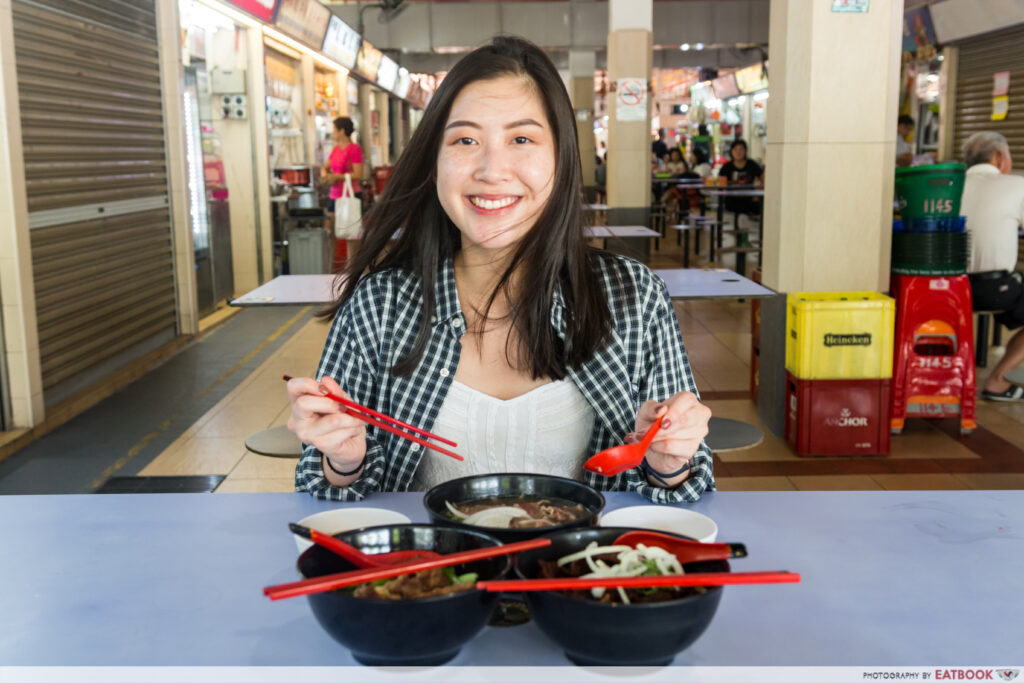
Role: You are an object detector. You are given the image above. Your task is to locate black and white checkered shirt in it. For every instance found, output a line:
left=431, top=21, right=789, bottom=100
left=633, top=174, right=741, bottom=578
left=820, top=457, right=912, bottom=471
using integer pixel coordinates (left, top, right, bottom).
left=295, top=255, right=714, bottom=504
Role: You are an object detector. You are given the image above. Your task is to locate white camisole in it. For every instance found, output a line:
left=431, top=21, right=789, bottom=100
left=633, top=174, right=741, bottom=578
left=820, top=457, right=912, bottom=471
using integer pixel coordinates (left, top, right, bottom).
left=412, top=378, right=596, bottom=490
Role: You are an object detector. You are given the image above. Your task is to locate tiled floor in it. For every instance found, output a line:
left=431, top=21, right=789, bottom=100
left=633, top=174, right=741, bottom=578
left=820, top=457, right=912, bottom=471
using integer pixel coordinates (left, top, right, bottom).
left=135, top=220, right=1024, bottom=494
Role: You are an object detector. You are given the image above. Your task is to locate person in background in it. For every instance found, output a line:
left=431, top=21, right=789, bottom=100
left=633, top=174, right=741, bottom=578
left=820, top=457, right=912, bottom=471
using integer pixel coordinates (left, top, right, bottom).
left=287, top=36, right=713, bottom=504
left=664, top=148, right=688, bottom=176
left=595, top=153, right=607, bottom=199
left=896, top=114, right=915, bottom=168
left=690, top=146, right=712, bottom=178
left=718, top=138, right=763, bottom=217
left=320, top=116, right=365, bottom=238
left=961, top=132, right=1024, bottom=401
left=652, top=131, right=668, bottom=162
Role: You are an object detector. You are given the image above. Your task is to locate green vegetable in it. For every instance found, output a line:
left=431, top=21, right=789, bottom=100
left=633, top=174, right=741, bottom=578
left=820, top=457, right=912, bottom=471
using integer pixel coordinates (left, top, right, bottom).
left=442, top=566, right=479, bottom=584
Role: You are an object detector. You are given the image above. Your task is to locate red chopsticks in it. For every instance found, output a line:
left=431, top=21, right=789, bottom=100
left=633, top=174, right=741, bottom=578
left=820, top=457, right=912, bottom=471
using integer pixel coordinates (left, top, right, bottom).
left=264, top=537, right=552, bottom=601
left=283, top=375, right=462, bottom=461
left=477, top=571, right=800, bottom=592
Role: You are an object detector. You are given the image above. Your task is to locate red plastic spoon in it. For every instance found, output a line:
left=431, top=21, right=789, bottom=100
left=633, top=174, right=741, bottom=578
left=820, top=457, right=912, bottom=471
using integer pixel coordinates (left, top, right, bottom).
left=289, top=523, right=441, bottom=568
left=613, top=530, right=747, bottom=564
left=583, top=418, right=663, bottom=477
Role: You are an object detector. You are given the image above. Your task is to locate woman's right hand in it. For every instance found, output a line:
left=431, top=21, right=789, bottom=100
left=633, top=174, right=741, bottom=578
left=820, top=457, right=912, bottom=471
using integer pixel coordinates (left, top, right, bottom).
left=286, top=376, right=367, bottom=476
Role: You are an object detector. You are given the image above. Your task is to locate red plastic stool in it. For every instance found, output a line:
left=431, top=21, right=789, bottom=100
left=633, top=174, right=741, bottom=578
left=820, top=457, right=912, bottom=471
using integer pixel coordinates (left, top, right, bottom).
left=889, top=275, right=976, bottom=435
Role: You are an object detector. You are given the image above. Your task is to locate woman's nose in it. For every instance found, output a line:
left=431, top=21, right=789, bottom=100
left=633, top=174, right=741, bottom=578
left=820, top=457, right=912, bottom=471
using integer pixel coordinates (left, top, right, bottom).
left=473, top=144, right=512, bottom=183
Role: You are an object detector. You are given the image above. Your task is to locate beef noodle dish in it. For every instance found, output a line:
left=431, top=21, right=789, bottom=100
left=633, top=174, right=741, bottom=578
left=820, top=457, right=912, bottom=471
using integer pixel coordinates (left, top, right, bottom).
left=350, top=567, right=477, bottom=600
left=445, top=495, right=589, bottom=529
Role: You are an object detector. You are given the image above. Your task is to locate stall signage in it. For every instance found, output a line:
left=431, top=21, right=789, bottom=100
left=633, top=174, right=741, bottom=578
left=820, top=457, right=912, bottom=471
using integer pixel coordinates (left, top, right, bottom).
left=223, top=0, right=279, bottom=22
left=274, top=0, right=330, bottom=50
left=735, top=63, right=768, bottom=94
left=322, top=15, right=360, bottom=69
left=992, top=72, right=1010, bottom=121
left=395, top=68, right=411, bottom=99
left=831, top=0, right=869, bottom=12
left=615, top=78, right=647, bottom=122
left=376, top=55, right=399, bottom=92
left=356, top=40, right=383, bottom=82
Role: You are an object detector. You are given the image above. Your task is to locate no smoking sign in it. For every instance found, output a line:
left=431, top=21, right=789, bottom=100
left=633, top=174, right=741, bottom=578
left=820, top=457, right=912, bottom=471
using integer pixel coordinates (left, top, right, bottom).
left=615, top=77, right=647, bottom=121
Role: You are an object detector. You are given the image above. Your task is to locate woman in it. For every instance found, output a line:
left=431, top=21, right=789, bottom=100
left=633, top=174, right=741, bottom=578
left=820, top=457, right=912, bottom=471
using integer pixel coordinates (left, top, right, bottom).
left=320, top=117, right=364, bottom=248
left=665, top=147, right=688, bottom=176
left=717, top=138, right=763, bottom=217
left=690, top=146, right=712, bottom=178
left=287, top=36, right=713, bottom=504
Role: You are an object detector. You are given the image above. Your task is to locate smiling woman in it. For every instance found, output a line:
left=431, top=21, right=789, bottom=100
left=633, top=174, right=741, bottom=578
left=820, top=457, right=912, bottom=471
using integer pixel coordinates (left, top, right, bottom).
left=286, top=36, right=715, bottom=505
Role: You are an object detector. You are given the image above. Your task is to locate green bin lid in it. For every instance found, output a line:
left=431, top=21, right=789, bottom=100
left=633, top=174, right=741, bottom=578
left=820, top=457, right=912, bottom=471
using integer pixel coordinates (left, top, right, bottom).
left=895, top=163, right=965, bottom=177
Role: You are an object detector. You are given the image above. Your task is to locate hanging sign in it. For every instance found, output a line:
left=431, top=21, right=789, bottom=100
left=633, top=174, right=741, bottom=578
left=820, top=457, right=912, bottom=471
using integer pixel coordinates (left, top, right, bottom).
left=992, top=72, right=1010, bottom=121
left=993, top=71, right=1010, bottom=96
left=615, top=78, right=647, bottom=122
left=274, top=0, right=330, bottom=50
left=992, top=96, right=1009, bottom=121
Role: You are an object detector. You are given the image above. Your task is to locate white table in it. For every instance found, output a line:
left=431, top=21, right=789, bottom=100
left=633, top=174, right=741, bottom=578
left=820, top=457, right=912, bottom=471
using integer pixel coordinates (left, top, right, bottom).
left=230, top=275, right=344, bottom=457
left=585, top=225, right=661, bottom=239
left=2, top=490, right=1021, bottom=680
left=653, top=268, right=774, bottom=300
left=230, top=274, right=340, bottom=306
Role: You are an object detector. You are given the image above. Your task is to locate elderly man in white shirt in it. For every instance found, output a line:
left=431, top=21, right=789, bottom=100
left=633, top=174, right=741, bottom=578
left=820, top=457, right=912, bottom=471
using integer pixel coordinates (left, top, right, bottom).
left=962, top=131, right=1024, bottom=401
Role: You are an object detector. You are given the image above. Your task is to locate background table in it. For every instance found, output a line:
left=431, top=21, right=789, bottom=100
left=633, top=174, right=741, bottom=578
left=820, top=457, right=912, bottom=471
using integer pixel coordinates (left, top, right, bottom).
left=2, top=490, right=1021, bottom=676
left=653, top=268, right=774, bottom=300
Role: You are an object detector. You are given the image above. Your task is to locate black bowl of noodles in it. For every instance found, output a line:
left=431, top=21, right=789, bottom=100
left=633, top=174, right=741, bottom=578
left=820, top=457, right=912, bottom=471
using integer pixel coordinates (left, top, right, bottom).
left=513, top=526, right=727, bottom=666
left=297, top=524, right=509, bottom=666
left=422, top=473, right=605, bottom=544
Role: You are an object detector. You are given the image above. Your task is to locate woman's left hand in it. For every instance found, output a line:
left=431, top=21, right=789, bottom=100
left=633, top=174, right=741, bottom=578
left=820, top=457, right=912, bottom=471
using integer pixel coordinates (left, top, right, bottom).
left=627, top=391, right=711, bottom=477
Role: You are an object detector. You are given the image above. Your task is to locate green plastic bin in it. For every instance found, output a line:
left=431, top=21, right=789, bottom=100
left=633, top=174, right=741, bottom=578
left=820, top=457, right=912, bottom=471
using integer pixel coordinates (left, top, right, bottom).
left=894, top=163, right=965, bottom=220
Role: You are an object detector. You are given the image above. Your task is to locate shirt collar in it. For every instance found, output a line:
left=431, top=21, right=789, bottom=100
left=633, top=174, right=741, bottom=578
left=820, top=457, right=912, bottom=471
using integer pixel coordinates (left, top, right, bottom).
left=967, top=163, right=1001, bottom=176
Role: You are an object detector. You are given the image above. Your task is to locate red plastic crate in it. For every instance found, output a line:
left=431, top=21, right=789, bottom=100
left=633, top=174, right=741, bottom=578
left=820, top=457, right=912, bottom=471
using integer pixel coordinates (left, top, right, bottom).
left=785, top=371, right=891, bottom=457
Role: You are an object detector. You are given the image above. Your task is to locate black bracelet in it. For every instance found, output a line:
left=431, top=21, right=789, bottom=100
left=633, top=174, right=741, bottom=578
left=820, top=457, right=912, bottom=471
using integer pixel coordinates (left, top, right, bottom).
left=639, top=456, right=691, bottom=488
left=324, top=454, right=366, bottom=477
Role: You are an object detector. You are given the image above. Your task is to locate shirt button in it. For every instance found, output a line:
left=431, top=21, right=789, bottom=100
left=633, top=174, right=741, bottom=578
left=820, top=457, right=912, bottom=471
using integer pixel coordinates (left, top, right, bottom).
left=411, top=443, right=421, bottom=452
left=431, top=316, right=437, bottom=323
left=439, top=368, right=450, bottom=377
left=452, top=319, right=462, bottom=328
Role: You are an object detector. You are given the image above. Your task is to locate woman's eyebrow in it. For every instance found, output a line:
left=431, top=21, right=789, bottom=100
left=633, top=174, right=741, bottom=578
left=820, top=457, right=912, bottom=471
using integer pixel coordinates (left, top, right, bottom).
left=443, top=118, right=545, bottom=131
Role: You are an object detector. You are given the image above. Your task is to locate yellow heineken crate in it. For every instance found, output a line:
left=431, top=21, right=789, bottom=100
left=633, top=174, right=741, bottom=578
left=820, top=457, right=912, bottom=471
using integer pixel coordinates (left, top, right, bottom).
left=786, top=292, right=895, bottom=380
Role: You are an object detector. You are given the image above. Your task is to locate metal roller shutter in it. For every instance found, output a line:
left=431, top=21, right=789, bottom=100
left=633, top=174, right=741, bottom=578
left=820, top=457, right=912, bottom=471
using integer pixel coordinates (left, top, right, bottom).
left=953, top=24, right=1024, bottom=163
left=12, top=0, right=177, bottom=399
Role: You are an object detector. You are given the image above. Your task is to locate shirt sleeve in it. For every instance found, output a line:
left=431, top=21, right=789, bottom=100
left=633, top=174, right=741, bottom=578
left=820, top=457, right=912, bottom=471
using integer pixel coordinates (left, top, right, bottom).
left=621, top=277, right=715, bottom=504
left=717, top=163, right=730, bottom=178
left=294, top=282, right=389, bottom=501
left=349, top=143, right=364, bottom=165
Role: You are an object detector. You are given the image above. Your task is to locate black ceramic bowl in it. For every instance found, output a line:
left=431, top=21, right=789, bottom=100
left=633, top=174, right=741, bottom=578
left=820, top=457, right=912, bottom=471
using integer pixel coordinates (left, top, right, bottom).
left=514, top=526, right=727, bottom=666
left=422, top=473, right=605, bottom=543
left=297, top=524, right=508, bottom=666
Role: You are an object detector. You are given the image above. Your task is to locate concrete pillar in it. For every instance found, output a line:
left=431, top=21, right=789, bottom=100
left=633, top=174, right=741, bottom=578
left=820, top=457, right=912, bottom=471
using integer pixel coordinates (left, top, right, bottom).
left=358, top=82, right=373, bottom=177
left=763, top=0, right=903, bottom=294
left=0, top=0, right=44, bottom=426
left=568, top=50, right=596, bottom=198
left=606, top=0, right=653, bottom=224
left=300, top=54, right=316, bottom=166
left=248, top=29, right=272, bottom=283
left=377, top=90, right=390, bottom=166
left=937, top=46, right=958, bottom=163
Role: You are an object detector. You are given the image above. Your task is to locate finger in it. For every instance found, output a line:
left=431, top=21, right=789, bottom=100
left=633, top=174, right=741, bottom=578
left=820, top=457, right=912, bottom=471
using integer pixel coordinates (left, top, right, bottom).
left=286, top=376, right=323, bottom=401
left=319, top=376, right=348, bottom=397
left=636, top=400, right=668, bottom=428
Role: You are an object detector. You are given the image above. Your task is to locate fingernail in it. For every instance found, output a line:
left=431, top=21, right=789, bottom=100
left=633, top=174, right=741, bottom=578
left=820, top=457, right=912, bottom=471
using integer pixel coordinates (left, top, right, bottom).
left=318, top=384, right=329, bottom=395
left=661, top=419, right=672, bottom=429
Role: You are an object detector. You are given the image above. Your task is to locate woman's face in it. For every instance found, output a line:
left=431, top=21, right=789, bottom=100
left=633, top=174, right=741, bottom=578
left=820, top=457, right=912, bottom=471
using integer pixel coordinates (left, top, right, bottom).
left=731, top=144, right=747, bottom=162
left=436, top=75, right=556, bottom=254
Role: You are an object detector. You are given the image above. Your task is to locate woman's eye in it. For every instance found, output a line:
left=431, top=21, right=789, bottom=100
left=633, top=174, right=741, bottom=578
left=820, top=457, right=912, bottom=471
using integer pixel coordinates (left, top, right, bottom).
left=513, top=136, right=531, bottom=144
left=455, top=137, right=476, bottom=145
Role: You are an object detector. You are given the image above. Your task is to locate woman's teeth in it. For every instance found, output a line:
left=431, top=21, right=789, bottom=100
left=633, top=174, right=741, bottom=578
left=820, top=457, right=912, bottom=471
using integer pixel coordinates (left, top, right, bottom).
left=470, top=196, right=517, bottom=210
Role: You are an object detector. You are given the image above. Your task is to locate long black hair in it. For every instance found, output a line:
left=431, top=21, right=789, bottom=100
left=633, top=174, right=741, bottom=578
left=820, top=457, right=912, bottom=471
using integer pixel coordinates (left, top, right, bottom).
left=323, top=35, right=612, bottom=379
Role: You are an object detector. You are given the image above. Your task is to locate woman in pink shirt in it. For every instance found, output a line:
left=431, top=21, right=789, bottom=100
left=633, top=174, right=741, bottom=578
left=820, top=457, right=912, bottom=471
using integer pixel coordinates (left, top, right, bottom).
left=320, top=116, right=364, bottom=237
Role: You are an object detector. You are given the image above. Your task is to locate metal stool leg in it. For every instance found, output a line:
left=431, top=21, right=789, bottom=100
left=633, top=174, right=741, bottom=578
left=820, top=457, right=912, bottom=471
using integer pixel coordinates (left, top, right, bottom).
left=976, top=313, right=990, bottom=368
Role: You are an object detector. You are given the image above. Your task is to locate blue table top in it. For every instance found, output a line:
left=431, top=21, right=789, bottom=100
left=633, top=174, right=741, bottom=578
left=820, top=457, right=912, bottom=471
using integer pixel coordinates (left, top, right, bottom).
left=1, top=490, right=1021, bottom=670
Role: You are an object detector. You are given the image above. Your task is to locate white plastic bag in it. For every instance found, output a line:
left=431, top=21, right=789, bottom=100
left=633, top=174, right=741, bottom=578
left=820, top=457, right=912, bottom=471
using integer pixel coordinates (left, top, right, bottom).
left=334, top=174, right=362, bottom=239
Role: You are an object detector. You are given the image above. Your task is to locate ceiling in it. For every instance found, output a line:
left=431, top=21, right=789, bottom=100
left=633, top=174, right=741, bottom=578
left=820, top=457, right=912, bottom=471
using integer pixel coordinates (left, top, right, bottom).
left=323, top=0, right=770, bottom=72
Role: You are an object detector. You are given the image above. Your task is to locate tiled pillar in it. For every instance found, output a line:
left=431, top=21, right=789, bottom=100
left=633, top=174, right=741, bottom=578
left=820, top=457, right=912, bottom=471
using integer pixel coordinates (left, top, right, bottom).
left=0, top=0, right=43, bottom=426
left=568, top=50, right=596, bottom=198
left=763, top=0, right=903, bottom=293
left=606, top=0, right=652, bottom=225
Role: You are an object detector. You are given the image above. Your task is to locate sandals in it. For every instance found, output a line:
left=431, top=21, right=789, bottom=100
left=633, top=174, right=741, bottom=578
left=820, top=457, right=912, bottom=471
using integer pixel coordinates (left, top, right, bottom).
left=980, top=385, right=1024, bottom=402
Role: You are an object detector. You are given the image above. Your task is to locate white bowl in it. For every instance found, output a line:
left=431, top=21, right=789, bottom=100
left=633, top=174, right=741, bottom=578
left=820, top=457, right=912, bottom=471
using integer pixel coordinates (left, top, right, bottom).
left=599, top=506, right=718, bottom=543
left=293, top=507, right=412, bottom=552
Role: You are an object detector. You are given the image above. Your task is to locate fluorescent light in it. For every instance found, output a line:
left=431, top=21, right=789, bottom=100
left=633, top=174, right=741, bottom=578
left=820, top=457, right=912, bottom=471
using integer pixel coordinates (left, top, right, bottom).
left=680, top=43, right=690, bottom=51
left=695, top=42, right=704, bottom=50
left=753, top=91, right=769, bottom=101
